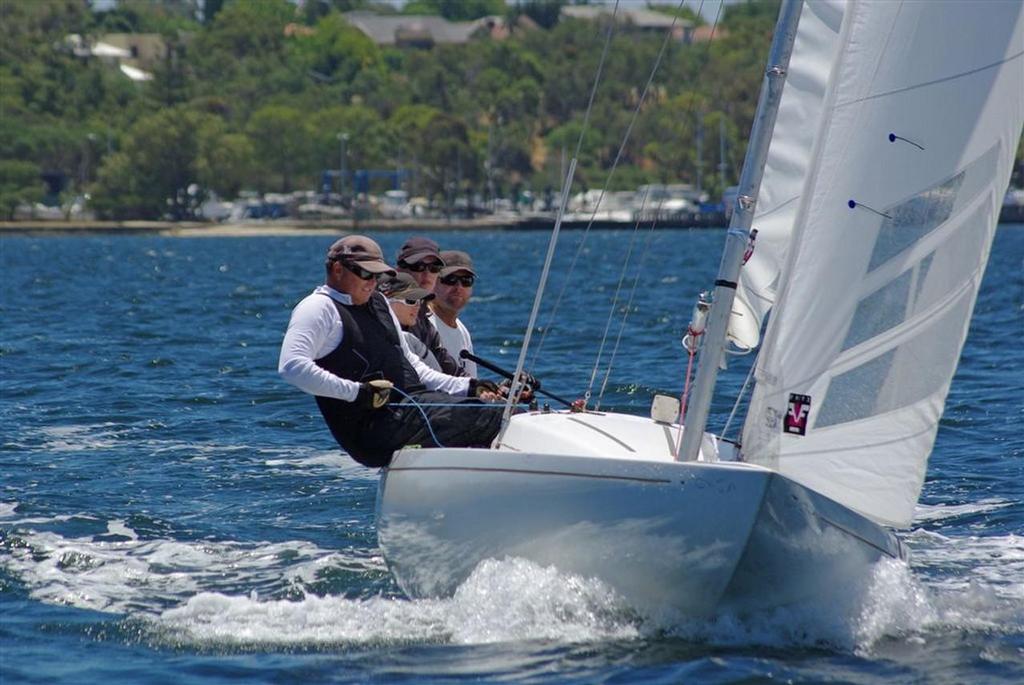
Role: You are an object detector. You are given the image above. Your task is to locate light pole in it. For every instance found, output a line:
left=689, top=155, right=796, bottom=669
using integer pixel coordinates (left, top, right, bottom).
left=337, top=132, right=349, bottom=205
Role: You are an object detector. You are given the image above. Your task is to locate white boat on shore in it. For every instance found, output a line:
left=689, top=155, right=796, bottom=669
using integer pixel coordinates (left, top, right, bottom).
left=377, top=0, right=1024, bottom=618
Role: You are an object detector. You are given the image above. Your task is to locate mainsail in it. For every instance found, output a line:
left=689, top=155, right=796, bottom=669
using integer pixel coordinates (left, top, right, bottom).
left=740, top=0, right=1024, bottom=527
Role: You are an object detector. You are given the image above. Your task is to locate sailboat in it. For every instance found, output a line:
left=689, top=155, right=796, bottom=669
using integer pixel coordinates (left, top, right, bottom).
left=376, top=0, right=1024, bottom=617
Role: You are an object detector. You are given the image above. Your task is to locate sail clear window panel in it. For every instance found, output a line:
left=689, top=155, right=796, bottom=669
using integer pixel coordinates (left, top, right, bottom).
left=867, top=144, right=998, bottom=273
left=816, top=287, right=973, bottom=429
left=816, top=350, right=896, bottom=428
left=842, top=270, right=913, bottom=351
left=913, top=252, right=934, bottom=302
left=867, top=177, right=962, bottom=273
left=841, top=198, right=990, bottom=354
left=911, top=201, right=990, bottom=315
left=885, top=289, right=973, bottom=416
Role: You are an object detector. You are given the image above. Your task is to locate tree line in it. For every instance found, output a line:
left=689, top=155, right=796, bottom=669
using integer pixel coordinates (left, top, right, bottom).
left=1, top=0, right=792, bottom=220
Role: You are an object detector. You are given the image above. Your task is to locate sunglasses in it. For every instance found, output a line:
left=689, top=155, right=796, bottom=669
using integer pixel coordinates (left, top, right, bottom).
left=400, top=261, right=443, bottom=274
left=389, top=297, right=422, bottom=306
left=343, top=261, right=378, bottom=281
left=439, top=274, right=475, bottom=288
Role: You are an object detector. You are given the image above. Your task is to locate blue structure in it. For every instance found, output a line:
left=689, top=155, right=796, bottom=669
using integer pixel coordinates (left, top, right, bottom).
left=320, top=169, right=411, bottom=195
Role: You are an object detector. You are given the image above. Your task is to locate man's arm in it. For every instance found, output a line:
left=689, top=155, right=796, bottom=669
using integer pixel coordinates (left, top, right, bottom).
left=278, top=295, right=360, bottom=401
left=390, top=307, right=471, bottom=396
left=422, top=316, right=466, bottom=376
left=411, top=310, right=464, bottom=376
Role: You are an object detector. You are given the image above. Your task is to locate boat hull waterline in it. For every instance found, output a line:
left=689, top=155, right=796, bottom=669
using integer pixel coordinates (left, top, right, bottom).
left=376, top=412, right=903, bottom=618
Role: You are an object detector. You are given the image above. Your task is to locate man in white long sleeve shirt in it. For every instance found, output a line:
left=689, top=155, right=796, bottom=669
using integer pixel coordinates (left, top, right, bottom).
left=279, top=235, right=502, bottom=467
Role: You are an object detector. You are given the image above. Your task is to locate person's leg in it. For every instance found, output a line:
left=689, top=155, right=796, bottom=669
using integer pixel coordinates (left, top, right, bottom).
left=388, top=392, right=503, bottom=449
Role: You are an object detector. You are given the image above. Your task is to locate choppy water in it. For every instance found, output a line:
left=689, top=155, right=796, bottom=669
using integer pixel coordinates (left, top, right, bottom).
left=1, top=227, right=1022, bottom=683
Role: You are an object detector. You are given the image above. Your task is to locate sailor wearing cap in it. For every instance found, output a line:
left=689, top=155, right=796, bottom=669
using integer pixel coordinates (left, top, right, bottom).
left=278, top=235, right=502, bottom=467
left=429, top=249, right=479, bottom=378
left=380, top=272, right=443, bottom=372
left=394, top=237, right=464, bottom=376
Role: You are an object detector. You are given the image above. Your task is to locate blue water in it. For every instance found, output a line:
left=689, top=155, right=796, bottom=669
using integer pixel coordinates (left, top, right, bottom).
left=1, top=226, right=1022, bottom=683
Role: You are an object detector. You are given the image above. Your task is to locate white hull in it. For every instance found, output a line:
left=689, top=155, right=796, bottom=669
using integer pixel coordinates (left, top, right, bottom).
left=376, top=412, right=903, bottom=617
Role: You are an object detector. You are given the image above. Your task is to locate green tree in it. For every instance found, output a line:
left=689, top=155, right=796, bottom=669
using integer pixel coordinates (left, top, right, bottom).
left=309, top=105, right=392, bottom=177
left=388, top=104, right=478, bottom=200
left=246, top=105, right=313, bottom=192
left=402, top=0, right=505, bottom=21
left=196, top=119, right=256, bottom=198
left=510, top=0, right=565, bottom=30
left=290, top=12, right=382, bottom=85
left=91, top=107, right=212, bottom=219
left=0, top=160, right=44, bottom=220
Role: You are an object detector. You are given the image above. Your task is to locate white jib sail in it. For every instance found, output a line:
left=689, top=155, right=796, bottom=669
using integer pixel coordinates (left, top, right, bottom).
left=728, top=0, right=846, bottom=350
left=741, top=0, right=1024, bottom=528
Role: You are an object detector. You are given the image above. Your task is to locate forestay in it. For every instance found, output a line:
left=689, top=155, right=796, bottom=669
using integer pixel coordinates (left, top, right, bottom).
left=741, top=0, right=1024, bottom=527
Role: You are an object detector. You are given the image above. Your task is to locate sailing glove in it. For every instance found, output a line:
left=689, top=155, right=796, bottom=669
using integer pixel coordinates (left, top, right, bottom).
left=498, top=378, right=536, bottom=403
left=468, top=378, right=500, bottom=398
left=357, top=380, right=393, bottom=410
left=520, top=373, right=540, bottom=390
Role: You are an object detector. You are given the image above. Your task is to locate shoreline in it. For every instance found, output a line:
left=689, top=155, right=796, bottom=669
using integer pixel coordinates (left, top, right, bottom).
left=0, top=216, right=519, bottom=237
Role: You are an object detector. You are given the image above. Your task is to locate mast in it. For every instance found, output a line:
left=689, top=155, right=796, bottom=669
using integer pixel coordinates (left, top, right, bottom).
left=679, top=0, right=803, bottom=463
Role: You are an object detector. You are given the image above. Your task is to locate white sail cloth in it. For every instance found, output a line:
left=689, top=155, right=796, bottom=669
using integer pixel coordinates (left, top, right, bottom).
left=740, top=0, right=1024, bottom=527
left=728, top=0, right=845, bottom=350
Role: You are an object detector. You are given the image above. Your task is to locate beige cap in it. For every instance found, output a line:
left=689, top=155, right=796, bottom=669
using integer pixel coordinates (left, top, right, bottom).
left=379, top=272, right=436, bottom=302
left=326, top=235, right=394, bottom=275
left=438, top=250, right=475, bottom=277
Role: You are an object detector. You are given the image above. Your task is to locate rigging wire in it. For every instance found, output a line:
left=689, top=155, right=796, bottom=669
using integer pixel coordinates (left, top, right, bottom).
left=595, top=1, right=728, bottom=408
left=594, top=195, right=664, bottom=409
left=586, top=1, right=730, bottom=408
left=529, top=0, right=726, bottom=397
left=531, top=0, right=693, bottom=372
left=586, top=186, right=652, bottom=407
left=721, top=351, right=757, bottom=441
left=594, top=1, right=730, bottom=410
left=495, top=1, right=621, bottom=438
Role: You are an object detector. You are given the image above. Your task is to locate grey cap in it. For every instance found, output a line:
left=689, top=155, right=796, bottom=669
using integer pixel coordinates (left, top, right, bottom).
left=326, top=235, right=394, bottom=275
left=379, top=272, right=436, bottom=302
left=397, top=236, right=444, bottom=265
left=438, top=250, right=476, bottom=277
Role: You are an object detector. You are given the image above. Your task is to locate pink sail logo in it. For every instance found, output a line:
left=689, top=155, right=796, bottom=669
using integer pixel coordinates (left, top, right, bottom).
left=784, top=393, right=811, bottom=436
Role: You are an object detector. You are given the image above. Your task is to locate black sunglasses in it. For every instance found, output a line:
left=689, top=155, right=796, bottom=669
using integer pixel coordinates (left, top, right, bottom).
left=400, top=261, right=443, bottom=274
left=439, top=274, right=475, bottom=287
left=343, top=261, right=378, bottom=281
left=389, top=297, right=422, bottom=306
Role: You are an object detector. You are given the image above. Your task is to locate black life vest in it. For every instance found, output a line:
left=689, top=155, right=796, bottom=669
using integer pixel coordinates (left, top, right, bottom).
left=313, top=292, right=424, bottom=461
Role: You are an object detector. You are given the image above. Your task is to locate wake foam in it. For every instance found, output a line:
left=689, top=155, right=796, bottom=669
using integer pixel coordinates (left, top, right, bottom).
left=0, top=515, right=383, bottom=613
left=148, top=551, right=1024, bottom=652
left=154, top=558, right=641, bottom=648
left=3, top=507, right=1021, bottom=652
left=662, top=554, right=1020, bottom=653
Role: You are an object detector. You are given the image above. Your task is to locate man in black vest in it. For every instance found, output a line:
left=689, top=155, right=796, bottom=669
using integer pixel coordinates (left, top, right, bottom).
left=278, top=235, right=502, bottom=467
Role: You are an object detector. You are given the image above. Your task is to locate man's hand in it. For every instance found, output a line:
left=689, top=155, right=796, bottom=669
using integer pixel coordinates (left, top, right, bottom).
left=357, top=380, right=393, bottom=410
left=498, top=378, right=535, bottom=403
left=468, top=378, right=501, bottom=401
